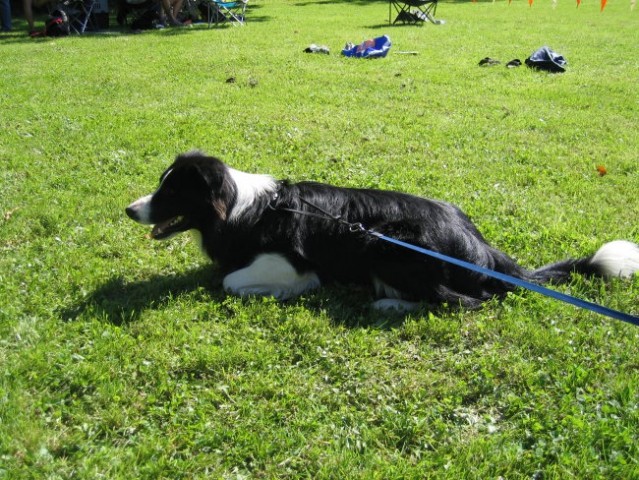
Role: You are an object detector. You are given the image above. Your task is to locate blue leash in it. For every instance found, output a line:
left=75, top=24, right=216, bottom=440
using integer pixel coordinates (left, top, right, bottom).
left=274, top=196, right=639, bottom=326
left=369, top=231, right=639, bottom=327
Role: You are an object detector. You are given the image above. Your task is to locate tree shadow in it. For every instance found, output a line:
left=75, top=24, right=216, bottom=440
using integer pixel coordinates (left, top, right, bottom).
left=294, top=0, right=456, bottom=5
left=294, top=0, right=388, bottom=5
left=0, top=5, right=270, bottom=46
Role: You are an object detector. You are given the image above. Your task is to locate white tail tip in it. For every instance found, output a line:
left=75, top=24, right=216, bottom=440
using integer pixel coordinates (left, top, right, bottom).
left=591, top=240, right=639, bottom=278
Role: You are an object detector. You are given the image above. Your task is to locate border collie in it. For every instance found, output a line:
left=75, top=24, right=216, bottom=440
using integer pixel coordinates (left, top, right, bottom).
left=126, top=151, right=639, bottom=311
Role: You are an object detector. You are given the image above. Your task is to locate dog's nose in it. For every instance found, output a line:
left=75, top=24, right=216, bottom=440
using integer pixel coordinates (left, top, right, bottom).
left=125, top=195, right=152, bottom=224
left=125, top=206, right=138, bottom=220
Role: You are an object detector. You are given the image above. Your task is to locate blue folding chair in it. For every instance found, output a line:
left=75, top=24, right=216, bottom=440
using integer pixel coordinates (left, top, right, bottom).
left=204, top=0, right=247, bottom=26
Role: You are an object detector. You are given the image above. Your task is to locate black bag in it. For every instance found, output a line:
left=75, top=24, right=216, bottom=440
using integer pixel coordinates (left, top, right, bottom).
left=130, top=4, right=162, bottom=30
left=45, top=8, right=70, bottom=36
left=525, top=46, right=567, bottom=73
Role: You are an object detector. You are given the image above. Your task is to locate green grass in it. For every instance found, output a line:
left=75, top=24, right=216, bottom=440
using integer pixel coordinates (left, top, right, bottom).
left=2, top=0, right=639, bottom=478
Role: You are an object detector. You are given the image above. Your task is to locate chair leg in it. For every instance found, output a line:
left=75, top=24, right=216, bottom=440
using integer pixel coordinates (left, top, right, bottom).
left=389, top=0, right=437, bottom=25
left=206, top=2, right=219, bottom=28
left=207, top=3, right=223, bottom=27
left=80, top=1, right=96, bottom=32
left=206, top=0, right=245, bottom=27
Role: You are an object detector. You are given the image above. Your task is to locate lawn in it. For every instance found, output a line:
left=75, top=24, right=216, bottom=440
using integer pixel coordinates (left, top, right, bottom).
left=1, top=0, right=638, bottom=478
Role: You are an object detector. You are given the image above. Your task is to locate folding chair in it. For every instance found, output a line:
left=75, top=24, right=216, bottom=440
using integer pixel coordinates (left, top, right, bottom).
left=203, top=0, right=248, bottom=26
left=389, top=0, right=437, bottom=25
left=56, top=0, right=99, bottom=33
left=117, top=0, right=164, bottom=29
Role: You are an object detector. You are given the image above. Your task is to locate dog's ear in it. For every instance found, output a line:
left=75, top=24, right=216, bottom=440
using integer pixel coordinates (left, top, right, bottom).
left=186, top=158, right=234, bottom=222
left=213, top=171, right=236, bottom=221
left=212, top=198, right=227, bottom=221
left=170, top=152, right=236, bottom=222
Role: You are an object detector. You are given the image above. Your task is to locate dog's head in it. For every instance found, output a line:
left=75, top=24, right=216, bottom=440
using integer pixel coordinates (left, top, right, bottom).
left=125, top=151, right=235, bottom=240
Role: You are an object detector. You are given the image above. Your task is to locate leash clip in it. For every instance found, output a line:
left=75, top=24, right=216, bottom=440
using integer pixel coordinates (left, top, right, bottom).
left=348, top=222, right=365, bottom=233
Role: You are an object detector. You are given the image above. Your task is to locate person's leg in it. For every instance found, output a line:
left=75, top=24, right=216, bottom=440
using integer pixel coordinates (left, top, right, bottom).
left=163, top=0, right=184, bottom=25
left=0, top=0, right=12, bottom=31
left=172, top=0, right=184, bottom=21
left=23, top=0, right=50, bottom=32
left=23, top=0, right=35, bottom=31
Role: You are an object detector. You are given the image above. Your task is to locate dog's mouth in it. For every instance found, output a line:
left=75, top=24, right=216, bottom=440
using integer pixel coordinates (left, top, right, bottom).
left=151, top=216, right=190, bottom=240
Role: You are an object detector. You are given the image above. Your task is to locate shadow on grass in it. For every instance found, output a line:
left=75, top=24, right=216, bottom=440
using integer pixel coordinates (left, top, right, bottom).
left=0, top=8, right=270, bottom=46
left=61, top=266, right=223, bottom=326
left=294, top=0, right=387, bottom=5
left=61, top=266, right=416, bottom=328
left=294, top=0, right=457, bottom=5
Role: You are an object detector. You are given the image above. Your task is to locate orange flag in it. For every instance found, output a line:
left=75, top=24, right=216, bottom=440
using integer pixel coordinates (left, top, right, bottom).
left=529, top=0, right=534, bottom=6
left=577, top=0, right=581, bottom=6
left=601, top=0, right=607, bottom=9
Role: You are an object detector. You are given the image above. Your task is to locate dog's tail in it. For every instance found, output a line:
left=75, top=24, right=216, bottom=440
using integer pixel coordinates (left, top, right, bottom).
left=527, top=240, right=639, bottom=284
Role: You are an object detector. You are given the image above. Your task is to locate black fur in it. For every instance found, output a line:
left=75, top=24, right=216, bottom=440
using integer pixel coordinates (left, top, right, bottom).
left=126, top=152, right=614, bottom=309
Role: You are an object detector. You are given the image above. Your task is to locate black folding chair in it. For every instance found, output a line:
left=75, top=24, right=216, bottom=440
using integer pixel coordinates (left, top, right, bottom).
left=389, top=0, right=437, bottom=25
left=56, top=0, right=99, bottom=33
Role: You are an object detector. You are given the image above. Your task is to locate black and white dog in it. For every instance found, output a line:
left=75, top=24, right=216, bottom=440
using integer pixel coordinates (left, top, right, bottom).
left=126, top=151, right=639, bottom=311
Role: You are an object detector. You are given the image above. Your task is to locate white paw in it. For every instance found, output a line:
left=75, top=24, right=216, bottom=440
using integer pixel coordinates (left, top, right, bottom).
left=372, top=299, right=419, bottom=312
left=225, top=285, right=296, bottom=301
